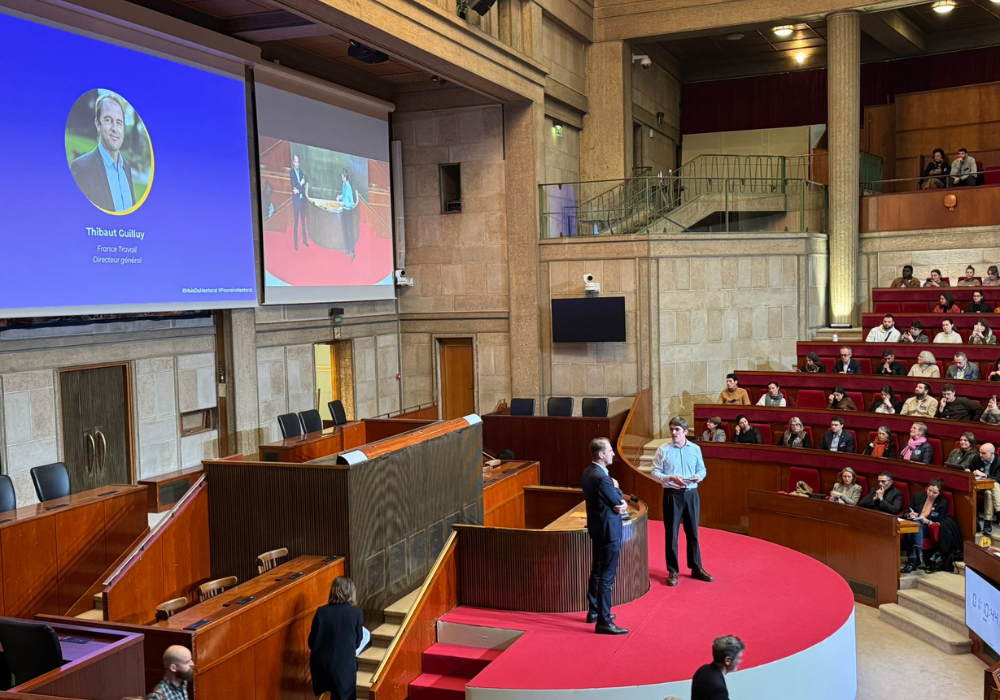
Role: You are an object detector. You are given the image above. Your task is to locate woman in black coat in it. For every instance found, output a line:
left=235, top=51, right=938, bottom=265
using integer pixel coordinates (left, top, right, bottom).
left=309, top=576, right=365, bottom=699
left=901, top=479, right=949, bottom=573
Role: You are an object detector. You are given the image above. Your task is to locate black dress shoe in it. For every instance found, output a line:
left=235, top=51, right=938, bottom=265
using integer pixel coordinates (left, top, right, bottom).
left=985, top=522, right=993, bottom=535
left=691, top=569, right=714, bottom=583
left=586, top=612, right=615, bottom=624
left=666, top=572, right=679, bottom=586
left=901, top=561, right=916, bottom=574
left=595, top=622, right=628, bottom=635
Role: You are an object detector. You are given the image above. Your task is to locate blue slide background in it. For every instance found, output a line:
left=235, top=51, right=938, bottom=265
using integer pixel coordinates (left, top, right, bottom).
left=0, top=11, right=257, bottom=313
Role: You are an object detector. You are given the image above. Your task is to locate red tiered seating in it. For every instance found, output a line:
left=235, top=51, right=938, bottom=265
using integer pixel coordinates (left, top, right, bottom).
left=846, top=392, right=865, bottom=410
left=867, top=431, right=900, bottom=453
left=874, top=302, right=899, bottom=313
left=787, top=467, right=821, bottom=494
left=752, top=423, right=774, bottom=444
left=796, top=390, right=827, bottom=409
left=894, top=482, right=910, bottom=516
left=903, top=301, right=932, bottom=312
left=855, top=474, right=869, bottom=497
left=856, top=359, right=873, bottom=374
left=926, top=438, right=943, bottom=465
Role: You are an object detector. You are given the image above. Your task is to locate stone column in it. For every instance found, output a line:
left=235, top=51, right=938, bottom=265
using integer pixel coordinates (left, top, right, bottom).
left=228, top=308, right=261, bottom=456
left=580, top=41, right=632, bottom=183
left=827, top=11, right=861, bottom=326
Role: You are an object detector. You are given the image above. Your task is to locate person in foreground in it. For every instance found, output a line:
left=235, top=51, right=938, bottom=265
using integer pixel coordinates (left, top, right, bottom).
left=691, top=635, right=745, bottom=700
left=582, top=437, right=629, bottom=635
left=309, top=576, right=366, bottom=699
left=651, top=417, right=713, bottom=587
left=859, top=471, right=903, bottom=514
left=147, top=646, right=194, bottom=700
left=901, top=479, right=948, bottom=573
left=829, top=466, right=862, bottom=505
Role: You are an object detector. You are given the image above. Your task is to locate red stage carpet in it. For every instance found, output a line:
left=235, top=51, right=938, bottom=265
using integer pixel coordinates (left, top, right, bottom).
left=263, top=222, right=393, bottom=286
left=440, top=523, right=856, bottom=698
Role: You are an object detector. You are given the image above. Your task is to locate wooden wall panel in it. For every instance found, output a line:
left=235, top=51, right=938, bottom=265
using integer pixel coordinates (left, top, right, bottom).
left=103, top=489, right=149, bottom=562
left=863, top=104, right=896, bottom=184
left=55, top=501, right=107, bottom=612
left=361, top=418, right=436, bottom=444
left=252, top=615, right=313, bottom=700
left=3, top=516, right=59, bottom=617
left=861, top=183, right=1000, bottom=231
left=613, top=389, right=662, bottom=521
left=196, top=645, right=256, bottom=700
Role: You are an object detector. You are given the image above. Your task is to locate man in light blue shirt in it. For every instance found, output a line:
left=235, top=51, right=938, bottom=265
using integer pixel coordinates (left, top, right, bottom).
left=70, top=93, right=136, bottom=213
left=650, top=416, right=713, bottom=587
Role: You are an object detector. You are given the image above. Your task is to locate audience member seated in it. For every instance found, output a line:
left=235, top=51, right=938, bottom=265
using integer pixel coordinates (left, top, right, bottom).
left=781, top=417, right=811, bottom=449
left=900, top=320, right=930, bottom=344
left=859, top=471, right=903, bottom=514
left=901, top=382, right=939, bottom=418
left=957, top=265, right=980, bottom=285
left=923, top=268, right=949, bottom=286
left=920, top=149, right=950, bottom=190
left=829, top=466, right=862, bottom=505
left=756, top=381, right=786, bottom=407
left=946, top=352, right=980, bottom=380
left=901, top=479, right=948, bottom=573
left=974, top=443, right=1000, bottom=533
left=933, top=293, right=961, bottom=314
left=908, top=351, right=940, bottom=378
left=701, top=417, right=726, bottom=442
left=983, top=397, right=1000, bottom=426
left=799, top=351, right=825, bottom=373
left=866, top=314, right=901, bottom=342
left=827, top=386, right=857, bottom=411
left=950, top=149, right=978, bottom=188
left=731, top=414, right=763, bottom=444
left=717, top=373, right=750, bottom=405
left=966, top=290, right=994, bottom=314
left=820, top=417, right=855, bottom=453
left=900, top=422, right=934, bottom=464
left=870, top=385, right=903, bottom=415
left=945, top=431, right=978, bottom=471
left=937, top=383, right=984, bottom=422
left=970, top=319, right=998, bottom=345
left=890, top=265, right=921, bottom=288
left=985, top=265, right=1000, bottom=287
left=864, top=426, right=898, bottom=458
left=833, top=346, right=861, bottom=375
left=988, top=356, right=1000, bottom=382
left=934, top=318, right=963, bottom=344
left=876, top=349, right=906, bottom=376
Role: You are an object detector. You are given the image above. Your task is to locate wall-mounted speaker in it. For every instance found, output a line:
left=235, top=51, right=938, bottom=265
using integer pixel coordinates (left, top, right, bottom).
left=469, top=0, right=498, bottom=16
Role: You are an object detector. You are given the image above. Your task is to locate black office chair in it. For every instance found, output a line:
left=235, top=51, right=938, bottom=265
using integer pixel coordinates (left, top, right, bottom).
left=0, top=475, right=15, bottom=514
left=582, top=397, right=610, bottom=418
left=328, top=400, right=348, bottom=426
left=0, top=619, right=63, bottom=687
left=547, top=397, right=574, bottom=417
left=30, top=462, right=70, bottom=503
left=277, top=413, right=302, bottom=439
left=509, top=398, right=535, bottom=416
left=299, top=409, right=323, bottom=434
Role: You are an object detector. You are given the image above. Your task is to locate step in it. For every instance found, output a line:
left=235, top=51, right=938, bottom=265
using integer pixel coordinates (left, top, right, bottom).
left=408, top=673, right=467, bottom=700
left=372, top=622, right=400, bottom=645
left=899, top=571, right=921, bottom=590
left=917, top=571, right=966, bottom=608
left=421, top=643, right=501, bottom=678
left=385, top=588, right=421, bottom=625
left=357, top=644, right=387, bottom=673
left=897, top=588, right=967, bottom=634
left=641, top=439, right=669, bottom=457
left=957, top=561, right=966, bottom=577
left=878, top=604, right=972, bottom=655
left=75, top=608, right=104, bottom=620
left=356, top=670, right=372, bottom=700
left=93, top=593, right=103, bottom=611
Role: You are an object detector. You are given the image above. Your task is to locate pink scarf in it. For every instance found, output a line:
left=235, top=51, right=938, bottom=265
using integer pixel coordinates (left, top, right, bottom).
left=901, top=436, right=926, bottom=460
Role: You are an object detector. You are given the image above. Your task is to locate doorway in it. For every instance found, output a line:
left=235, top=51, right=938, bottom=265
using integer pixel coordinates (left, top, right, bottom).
left=59, top=363, right=134, bottom=492
left=438, top=338, right=475, bottom=420
left=315, top=340, right=355, bottom=422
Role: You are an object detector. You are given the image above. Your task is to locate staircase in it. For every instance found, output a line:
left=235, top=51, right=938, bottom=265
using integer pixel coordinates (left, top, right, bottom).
left=879, top=565, right=972, bottom=655
left=409, top=644, right=502, bottom=700
left=638, top=438, right=669, bottom=473
left=356, top=588, right=421, bottom=698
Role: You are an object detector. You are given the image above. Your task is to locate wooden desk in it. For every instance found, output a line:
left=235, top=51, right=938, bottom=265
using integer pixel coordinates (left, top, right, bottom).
left=138, top=465, right=203, bottom=513
left=482, top=410, right=629, bottom=486
left=544, top=501, right=589, bottom=530
left=0, top=485, right=146, bottom=618
left=258, top=423, right=364, bottom=462
left=483, top=460, right=539, bottom=528
left=748, top=491, right=912, bottom=607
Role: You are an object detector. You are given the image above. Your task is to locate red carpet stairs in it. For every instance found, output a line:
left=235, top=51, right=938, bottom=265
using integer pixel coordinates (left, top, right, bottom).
left=409, top=644, right=502, bottom=700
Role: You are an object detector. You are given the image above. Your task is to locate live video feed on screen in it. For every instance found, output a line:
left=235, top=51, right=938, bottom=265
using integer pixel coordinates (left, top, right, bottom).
left=0, top=9, right=257, bottom=318
left=255, top=81, right=395, bottom=304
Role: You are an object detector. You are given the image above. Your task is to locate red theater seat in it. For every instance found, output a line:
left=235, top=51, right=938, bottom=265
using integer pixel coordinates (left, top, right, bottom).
left=821, top=357, right=836, bottom=373
left=857, top=359, right=872, bottom=375
left=903, top=302, right=931, bottom=313
left=926, top=492, right=955, bottom=548
left=855, top=474, right=869, bottom=497
left=719, top=421, right=732, bottom=441
left=895, top=482, right=910, bottom=516
left=845, top=430, right=858, bottom=451
left=873, top=302, right=899, bottom=313
left=847, top=392, right=864, bottom=410
left=752, top=423, right=776, bottom=445
left=867, top=431, right=900, bottom=453
left=796, top=390, right=827, bottom=409
left=941, top=277, right=951, bottom=285
left=936, top=361, right=944, bottom=377
left=788, top=467, right=821, bottom=494
left=926, top=438, right=943, bottom=466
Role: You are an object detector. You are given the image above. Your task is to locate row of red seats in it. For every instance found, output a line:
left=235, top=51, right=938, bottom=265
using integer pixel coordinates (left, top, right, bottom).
left=748, top=385, right=934, bottom=410
left=808, top=357, right=950, bottom=375
left=873, top=301, right=998, bottom=313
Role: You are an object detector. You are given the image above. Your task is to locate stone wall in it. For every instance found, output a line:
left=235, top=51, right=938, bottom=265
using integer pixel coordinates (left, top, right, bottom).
left=541, top=17, right=587, bottom=96
left=1, top=370, right=59, bottom=507
left=631, top=50, right=681, bottom=176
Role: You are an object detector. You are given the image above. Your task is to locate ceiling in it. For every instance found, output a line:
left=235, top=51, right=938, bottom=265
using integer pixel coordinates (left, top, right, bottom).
left=660, top=0, right=1000, bottom=83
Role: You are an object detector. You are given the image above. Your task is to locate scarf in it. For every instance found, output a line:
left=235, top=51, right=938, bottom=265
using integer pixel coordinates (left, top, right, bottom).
left=870, top=438, right=888, bottom=458
left=762, top=392, right=784, bottom=407
left=901, top=436, right=926, bottom=460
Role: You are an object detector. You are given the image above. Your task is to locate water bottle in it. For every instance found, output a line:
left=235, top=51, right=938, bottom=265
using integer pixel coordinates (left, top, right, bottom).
left=833, top=333, right=839, bottom=343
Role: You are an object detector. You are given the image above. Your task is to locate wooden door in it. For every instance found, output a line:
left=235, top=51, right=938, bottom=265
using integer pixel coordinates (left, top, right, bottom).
left=439, top=339, right=475, bottom=420
left=59, top=370, right=95, bottom=492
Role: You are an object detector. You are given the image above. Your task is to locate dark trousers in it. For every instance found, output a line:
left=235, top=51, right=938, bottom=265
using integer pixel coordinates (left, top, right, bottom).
left=293, top=201, right=308, bottom=247
left=663, top=488, right=703, bottom=574
left=586, top=537, right=621, bottom=625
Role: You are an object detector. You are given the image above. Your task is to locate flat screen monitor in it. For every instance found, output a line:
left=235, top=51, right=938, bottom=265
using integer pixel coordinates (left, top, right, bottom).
left=551, top=297, right=627, bottom=343
left=967, top=566, right=1000, bottom=652
left=0, top=9, right=258, bottom=317
left=255, top=79, right=395, bottom=304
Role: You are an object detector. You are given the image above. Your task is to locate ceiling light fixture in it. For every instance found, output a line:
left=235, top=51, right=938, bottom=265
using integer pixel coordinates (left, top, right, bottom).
left=726, top=32, right=745, bottom=41
left=796, top=52, right=806, bottom=65
left=772, top=25, right=794, bottom=38
left=932, top=0, right=956, bottom=13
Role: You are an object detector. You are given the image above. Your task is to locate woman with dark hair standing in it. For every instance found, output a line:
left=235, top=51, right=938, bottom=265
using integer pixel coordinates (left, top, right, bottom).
left=309, top=576, right=366, bottom=700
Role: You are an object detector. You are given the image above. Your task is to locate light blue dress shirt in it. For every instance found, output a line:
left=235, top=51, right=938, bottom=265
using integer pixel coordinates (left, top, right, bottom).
left=98, top=141, right=133, bottom=212
left=340, top=180, right=355, bottom=209
left=650, top=440, right=707, bottom=490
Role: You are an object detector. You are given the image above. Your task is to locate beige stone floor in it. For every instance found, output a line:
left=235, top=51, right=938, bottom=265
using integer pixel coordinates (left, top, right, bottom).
left=855, top=603, right=985, bottom=699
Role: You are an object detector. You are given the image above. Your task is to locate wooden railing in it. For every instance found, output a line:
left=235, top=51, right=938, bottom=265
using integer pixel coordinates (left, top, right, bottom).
left=369, top=533, right=458, bottom=700
left=614, top=387, right=662, bottom=520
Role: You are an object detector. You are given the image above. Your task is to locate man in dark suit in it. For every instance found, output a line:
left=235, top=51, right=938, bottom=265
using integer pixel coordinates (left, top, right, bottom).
left=819, top=417, right=855, bottom=452
left=832, top=346, right=861, bottom=374
left=859, top=471, right=904, bottom=514
left=691, top=635, right=745, bottom=700
left=70, top=93, right=136, bottom=213
left=290, top=154, right=309, bottom=250
left=582, top=437, right=628, bottom=635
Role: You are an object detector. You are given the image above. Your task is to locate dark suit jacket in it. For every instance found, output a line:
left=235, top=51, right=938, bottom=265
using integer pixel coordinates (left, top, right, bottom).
left=70, top=147, right=135, bottom=212
left=973, top=456, right=1000, bottom=480
left=308, top=602, right=364, bottom=699
left=833, top=359, right=861, bottom=374
left=290, top=167, right=307, bottom=206
left=581, top=463, right=623, bottom=544
left=901, top=441, right=935, bottom=464
left=906, top=492, right=949, bottom=521
left=820, top=429, right=855, bottom=453
left=732, top=427, right=762, bottom=444
left=691, top=663, right=729, bottom=700
left=859, top=484, right=903, bottom=514
left=877, top=361, right=906, bottom=376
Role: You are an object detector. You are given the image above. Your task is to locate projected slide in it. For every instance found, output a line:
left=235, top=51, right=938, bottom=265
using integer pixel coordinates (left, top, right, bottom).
left=0, top=10, right=257, bottom=317
left=256, top=82, right=394, bottom=304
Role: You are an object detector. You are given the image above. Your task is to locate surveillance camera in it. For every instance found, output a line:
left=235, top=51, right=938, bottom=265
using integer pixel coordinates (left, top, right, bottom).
left=394, top=269, right=414, bottom=287
left=584, top=274, right=594, bottom=283
left=641, top=57, right=651, bottom=69
left=583, top=274, right=600, bottom=295
left=631, top=54, right=651, bottom=69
